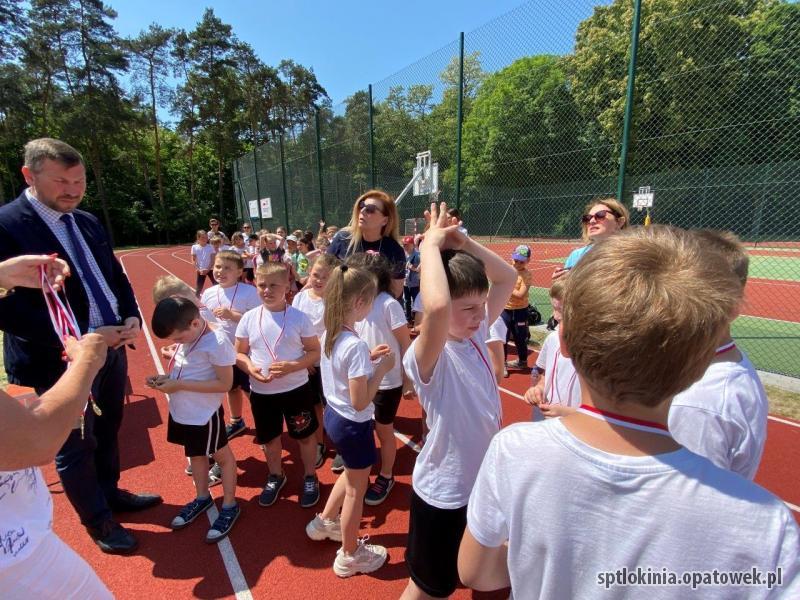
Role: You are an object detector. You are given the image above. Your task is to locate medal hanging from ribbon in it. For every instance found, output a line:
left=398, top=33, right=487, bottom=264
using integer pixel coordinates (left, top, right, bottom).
left=39, top=264, right=102, bottom=439
left=258, top=307, right=287, bottom=367
left=167, top=320, right=208, bottom=380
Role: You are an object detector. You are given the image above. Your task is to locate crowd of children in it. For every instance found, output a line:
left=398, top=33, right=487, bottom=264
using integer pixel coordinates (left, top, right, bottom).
left=146, top=200, right=797, bottom=596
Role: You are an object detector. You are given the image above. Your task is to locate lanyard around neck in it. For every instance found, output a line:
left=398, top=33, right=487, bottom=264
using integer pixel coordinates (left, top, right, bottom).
left=577, top=404, right=671, bottom=437
left=259, top=306, right=287, bottom=361
left=169, top=320, right=209, bottom=380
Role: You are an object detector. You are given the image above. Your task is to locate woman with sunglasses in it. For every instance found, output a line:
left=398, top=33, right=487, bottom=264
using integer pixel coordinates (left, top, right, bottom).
left=554, top=198, right=629, bottom=279
left=327, top=190, right=406, bottom=299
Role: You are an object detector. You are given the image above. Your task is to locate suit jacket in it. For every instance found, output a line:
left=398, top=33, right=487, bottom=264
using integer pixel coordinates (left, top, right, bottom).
left=0, top=192, right=140, bottom=389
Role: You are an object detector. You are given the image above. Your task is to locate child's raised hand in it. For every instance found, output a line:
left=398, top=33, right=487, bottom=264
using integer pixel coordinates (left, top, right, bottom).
left=422, top=202, right=466, bottom=251
left=369, top=344, right=391, bottom=361
left=376, top=350, right=395, bottom=372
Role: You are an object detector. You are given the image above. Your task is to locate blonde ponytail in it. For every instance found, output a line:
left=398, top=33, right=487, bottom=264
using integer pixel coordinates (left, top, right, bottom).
left=323, top=264, right=377, bottom=357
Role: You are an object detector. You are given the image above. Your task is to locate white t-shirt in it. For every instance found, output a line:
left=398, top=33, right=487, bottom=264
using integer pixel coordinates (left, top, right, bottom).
left=230, top=244, right=254, bottom=269
left=669, top=351, right=768, bottom=480
left=292, top=289, right=326, bottom=338
left=191, top=243, right=215, bottom=270
left=200, top=283, right=262, bottom=342
left=412, top=291, right=423, bottom=314
left=0, top=467, right=52, bottom=568
left=355, top=292, right=407, bottom=390
left=534, top=327, right=582, bottom=408
left=403, top=320, right=502, bottom=509
left=235, top=305, right=315, bottom=394
left=487, top=316, right=507, bottom=345
left=321, top=330, right=374, bottom=422
left=167, top=328, right=236, bottom=425
left=468, top=419, right=800, bottom=599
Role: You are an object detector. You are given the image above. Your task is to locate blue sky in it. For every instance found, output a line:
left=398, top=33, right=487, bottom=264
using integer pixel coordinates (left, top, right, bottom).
left=110, top=0, right=530, bottom=104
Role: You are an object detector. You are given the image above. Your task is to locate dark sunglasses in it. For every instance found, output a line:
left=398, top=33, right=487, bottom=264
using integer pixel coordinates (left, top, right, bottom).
left=581, top=209, right=618, bottom=224
left=358, top=200, right=385, bottom=215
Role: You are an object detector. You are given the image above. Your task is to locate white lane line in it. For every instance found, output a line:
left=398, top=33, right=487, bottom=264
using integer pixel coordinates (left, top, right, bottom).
left=393, top=430, right=422, bottom=454
left=144, top=250, right=197, bottom=293
left=498, top=384, right=800, bottom=513
left=118, top=252, right=253, bottom=600
left=171, top=249, right=195, bottom=266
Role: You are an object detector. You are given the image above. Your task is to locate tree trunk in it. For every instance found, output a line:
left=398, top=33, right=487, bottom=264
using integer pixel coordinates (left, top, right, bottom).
left=217, top=155, right=224, bottom=218
left=89, top=136, right=115, bottom=246
left=149, top=60, right=168, bottom=243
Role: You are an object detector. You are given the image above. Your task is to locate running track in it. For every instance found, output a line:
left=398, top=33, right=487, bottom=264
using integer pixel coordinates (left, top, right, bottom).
left=24, top=246, right=799, bottom=599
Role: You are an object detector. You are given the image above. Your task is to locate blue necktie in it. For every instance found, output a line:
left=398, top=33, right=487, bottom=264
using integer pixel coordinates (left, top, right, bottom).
left=60, top=213, right=118, bottom=326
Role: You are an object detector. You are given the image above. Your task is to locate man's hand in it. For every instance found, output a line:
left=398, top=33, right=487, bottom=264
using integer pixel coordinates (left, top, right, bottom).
left=120, top=317, right=140, bottom=345
left=0, top=254, right=70, bottom=292
left=94, top=326, right=125, bottom=348
left=64, top=333, right=108, bottom=372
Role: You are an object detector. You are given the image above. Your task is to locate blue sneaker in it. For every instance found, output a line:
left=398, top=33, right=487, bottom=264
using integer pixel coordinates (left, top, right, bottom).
left=206, top=503, right=240, bottom=543
left=225, top=418, right=247, bottom=440
left=258, top=473, right=287, bottom=507
left=170, top=496, right=213, bottom=530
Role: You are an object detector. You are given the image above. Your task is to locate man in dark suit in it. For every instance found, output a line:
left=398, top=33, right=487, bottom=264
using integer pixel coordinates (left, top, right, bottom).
left=0, top=138, right=161, bottom=554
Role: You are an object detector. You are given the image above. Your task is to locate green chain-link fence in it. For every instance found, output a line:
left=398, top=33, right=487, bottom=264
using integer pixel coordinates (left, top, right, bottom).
left=233, top=0, right=800, bottom=378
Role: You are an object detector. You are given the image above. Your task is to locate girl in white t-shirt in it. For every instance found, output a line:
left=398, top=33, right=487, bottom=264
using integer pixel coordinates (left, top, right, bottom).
left=291, top=254, right=341, bottom=466
left=524, top=277, right=581, bottom=419
left=346, top=253, right=412, bottom=507
left=305, top=263, right=395, bottom=578
left=191, top=230, right=216, bottom=297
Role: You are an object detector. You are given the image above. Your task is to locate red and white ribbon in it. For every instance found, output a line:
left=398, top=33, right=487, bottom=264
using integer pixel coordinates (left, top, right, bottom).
left=168, top=320, right=209, bottom=380
left=258, top=306, right=287, bottom=362
left=577, top=404, right=671, bottom=437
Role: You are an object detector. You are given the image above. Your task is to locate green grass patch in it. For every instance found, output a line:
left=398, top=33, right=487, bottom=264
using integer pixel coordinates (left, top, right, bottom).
left=747, top=256, right=800, bottom=282
left=732, top=316, right=800, bottom=378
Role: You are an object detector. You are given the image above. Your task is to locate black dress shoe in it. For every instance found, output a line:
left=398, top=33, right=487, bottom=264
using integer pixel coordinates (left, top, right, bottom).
left=109, top=489, right=163, bottom=513
left=89, top=520, right=139, bottom=555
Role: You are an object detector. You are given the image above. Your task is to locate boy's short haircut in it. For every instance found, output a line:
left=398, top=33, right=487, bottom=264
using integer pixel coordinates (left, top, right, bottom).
left=209, top=236, right=223, bottom=245
left=248, top=234, right=259, bottom=242
left=441, top=249, right=488, bottom=300
left=549, top=276, right=566, bottom=301
left=152, top=275, right=195, bottom=304
left=232, top=232, right=244, bottom=243
left=152, top=296, right=200, bottom=339
left=563, top=225, right=743, bottom=407
left=692, top=229, right=749, bottom=287
left=215, top=249, right=244, bottom=270
left=345, top=253, right=391, bottom=295
left=196, top=229, right=207, bottom=238
left=256, top=261, right=289, bottom=280
left=446, top=208, right=461, bottom=219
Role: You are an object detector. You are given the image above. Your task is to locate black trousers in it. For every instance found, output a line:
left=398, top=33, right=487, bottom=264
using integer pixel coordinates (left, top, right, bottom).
left=502, top=307, right=530, bottom=365
left=39, top=346, right=128, bottom=532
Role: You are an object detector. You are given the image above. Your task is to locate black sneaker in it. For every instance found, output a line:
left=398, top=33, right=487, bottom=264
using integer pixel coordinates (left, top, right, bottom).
left=225, top=418, right=246, bottom=440
left=330, top=453, right=345, bottom=474
left=300, top=475, right=320, bottom=508
left=258, top=473, right=287, bottom=507
left=206, top=503, right=240, bottom=543
left=364, top=475, right=395, bottom=506
left=314, top=442, right=327, bottom=469
left=170, top=496, right=213, bottom=530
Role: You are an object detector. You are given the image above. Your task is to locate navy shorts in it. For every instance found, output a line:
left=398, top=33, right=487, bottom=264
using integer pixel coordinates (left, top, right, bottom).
left=231, top=364, right=251, bottom=393
left=324, top=407, right=375, bottom=470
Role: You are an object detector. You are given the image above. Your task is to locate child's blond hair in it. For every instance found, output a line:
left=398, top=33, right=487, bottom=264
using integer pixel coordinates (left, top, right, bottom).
left=215, top=249, right=244, bottom=270
left=153, top=275, right=195, bottom=304
left=549, top=276, right=567, bottom=301
left=323, top=264, right=377, bottom=358
left=563, top=225, right=743, bottom=407
left=256, top=261, right=289, bottom=280
left=692, top=229, right=749, bottom=288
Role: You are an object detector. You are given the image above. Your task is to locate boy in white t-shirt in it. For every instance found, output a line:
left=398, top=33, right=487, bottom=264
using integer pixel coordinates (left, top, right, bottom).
left=669, top=230, right=768, bottom=480
left=400, top=202, right=517, bottom=600
left=147, top=297, right=240, bottom=544
left=459, top=226, right=799, bottom=598
left=235, top=262, right=322, bottom=509
left=191, top=230, right=216, bottom=297
left=524, top=277, right=581, bottom=419
left=291, top=254, right=341, bottom=467
left=201, top=251, right=262, bottom=441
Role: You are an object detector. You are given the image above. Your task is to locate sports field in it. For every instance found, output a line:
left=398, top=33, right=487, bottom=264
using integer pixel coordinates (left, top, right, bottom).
left=477, top=238, right=800, bottom=379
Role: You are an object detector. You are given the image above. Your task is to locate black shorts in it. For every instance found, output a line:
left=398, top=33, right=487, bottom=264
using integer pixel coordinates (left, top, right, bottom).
left=167, top=406, right=229, bottom=458
left=373, top=386, right=402, bottom=425
left=249, top=383, right=318, bottom=444
left=405, top=489, right=468, bottom=598
left=244, top=267, right=254, bottom=282
left=231, top=364, right=251, bottom=393
left=308, top=367, right=325, bottom=406
left=324, top=407, right=375, bottom=470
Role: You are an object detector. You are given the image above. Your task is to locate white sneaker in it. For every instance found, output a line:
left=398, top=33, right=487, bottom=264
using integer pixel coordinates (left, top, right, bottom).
left=333, top=537, right=387, bottom=577
left=306, top=514, right=342, bottom=542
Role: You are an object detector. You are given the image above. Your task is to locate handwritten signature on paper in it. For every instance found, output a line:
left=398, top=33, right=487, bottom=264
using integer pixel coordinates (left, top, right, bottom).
left=0, top=527, right=29, bottom=558
left=0, top=468, right=39, bottom=502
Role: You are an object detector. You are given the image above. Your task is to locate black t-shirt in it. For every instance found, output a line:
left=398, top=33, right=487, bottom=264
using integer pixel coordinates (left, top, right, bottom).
left=327, top=231, right=406, bottom=279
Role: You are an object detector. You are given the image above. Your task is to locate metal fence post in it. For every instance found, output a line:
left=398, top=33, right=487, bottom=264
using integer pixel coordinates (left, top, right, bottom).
left=279, top=133, right=290, bottom=231
left=368, top=84, right=375, bottom=189
left=616, top=0, right=643, bottom=201
left=252, top=146, right=263, bottom=228
left=455, top=31, right=465, bottom=210
left=315, top=107, right=326, bottom=223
